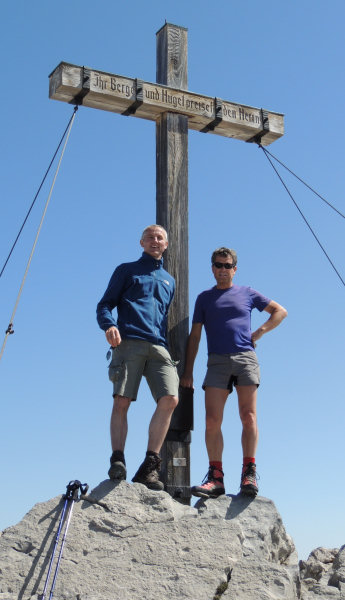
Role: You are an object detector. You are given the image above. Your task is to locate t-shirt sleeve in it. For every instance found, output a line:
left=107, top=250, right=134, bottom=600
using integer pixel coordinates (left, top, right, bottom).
left=249, top=287, right=271, bottom=312
left=192, top=293, right=205, bottom=324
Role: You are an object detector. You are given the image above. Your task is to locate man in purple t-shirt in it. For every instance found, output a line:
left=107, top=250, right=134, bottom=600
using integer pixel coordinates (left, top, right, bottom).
left=180, top=247, right=287, bottom=498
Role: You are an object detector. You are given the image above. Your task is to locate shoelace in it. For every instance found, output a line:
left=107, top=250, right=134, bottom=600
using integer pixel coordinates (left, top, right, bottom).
left=241, top=464, right=260, bottom=484
left=201, top=471, right=211, bottom=484
left=202, top=466, right=224, bottom=484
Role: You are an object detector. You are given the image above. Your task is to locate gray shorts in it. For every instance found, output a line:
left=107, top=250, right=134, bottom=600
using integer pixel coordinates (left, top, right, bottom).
left=108, top=339, right=179, bottom=401
left=202, top=351, right=260, bottom=394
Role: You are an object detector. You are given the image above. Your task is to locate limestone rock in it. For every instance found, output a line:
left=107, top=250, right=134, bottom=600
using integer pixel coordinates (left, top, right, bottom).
left=0, top=479, right=338, bottom=600
left=299, top=545, right=345, bottom=600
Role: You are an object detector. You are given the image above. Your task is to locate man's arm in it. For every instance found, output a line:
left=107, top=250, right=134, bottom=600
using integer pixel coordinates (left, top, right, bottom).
left=180, top=322, right=203, bottom=388
left=96, top=264, right=126, bottom=347
left=251, top=300, right=287, bottom=345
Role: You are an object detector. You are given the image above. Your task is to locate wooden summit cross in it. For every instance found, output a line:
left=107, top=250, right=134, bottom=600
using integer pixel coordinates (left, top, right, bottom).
left=49, top=23, right=284, bottom=505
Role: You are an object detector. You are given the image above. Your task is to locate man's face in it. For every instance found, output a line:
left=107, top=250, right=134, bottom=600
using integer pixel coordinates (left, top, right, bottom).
left=140, top=227, right=168, bottom=259
left=212, top=254, right=237, bottom=288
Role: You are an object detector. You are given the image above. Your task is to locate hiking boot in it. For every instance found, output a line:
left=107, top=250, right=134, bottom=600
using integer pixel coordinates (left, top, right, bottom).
left=240, top=462, right=259, bottom=497
left=108, top=450, right=127, bottom=481
left=132, top=453, right=164, bottom=491
left=191, top=466, right=225, bottom=498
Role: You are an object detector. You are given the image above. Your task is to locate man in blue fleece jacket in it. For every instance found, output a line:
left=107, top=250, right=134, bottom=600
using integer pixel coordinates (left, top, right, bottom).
left=97, top=225, right=179, bottom=490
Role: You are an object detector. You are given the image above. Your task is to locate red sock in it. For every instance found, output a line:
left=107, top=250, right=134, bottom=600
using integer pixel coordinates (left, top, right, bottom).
left=210, top=461, right=223, bottom=471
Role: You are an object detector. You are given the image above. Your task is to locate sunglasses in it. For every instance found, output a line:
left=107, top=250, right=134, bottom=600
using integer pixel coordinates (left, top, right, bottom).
left=213, top=262, right=235, bottom=269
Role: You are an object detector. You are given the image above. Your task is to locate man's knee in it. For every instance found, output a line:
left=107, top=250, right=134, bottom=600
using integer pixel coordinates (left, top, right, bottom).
left=206, top=412, right=223, bottom=432
left=113, top=395, right=132, bottom=412
left=240, top=409, right=257, bottom=430
left=157, top=394, right=179, bottom=411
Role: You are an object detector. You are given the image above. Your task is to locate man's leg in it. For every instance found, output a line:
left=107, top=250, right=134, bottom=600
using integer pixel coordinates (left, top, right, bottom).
left=110, top=395, right=132, bottom=451
left=237, top=384, right=259, bottom=496
left=132, top=394, right=178, bottom=490
left=108, top=395, right=131, bottom=481
left=205, top=387, right=228, bottom=461
left=107, top=339, right=144, bottom=481
left=147, top=394, right=179, bottom=453
left=236, top=385, right=258, bottom=457
left=132, top=342, right=180, bottom=491
left=192, top=387, right=228, bottom=498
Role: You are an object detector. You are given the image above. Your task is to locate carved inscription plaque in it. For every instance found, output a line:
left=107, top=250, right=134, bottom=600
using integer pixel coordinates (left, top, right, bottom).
left=49, top=62, right=284, bottom=145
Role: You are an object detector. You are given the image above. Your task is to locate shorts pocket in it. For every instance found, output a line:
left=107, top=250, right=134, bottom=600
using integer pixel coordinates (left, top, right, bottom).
left=108, top=363, right=125, bottom=383
left=108, top=350, right=126, bottom=383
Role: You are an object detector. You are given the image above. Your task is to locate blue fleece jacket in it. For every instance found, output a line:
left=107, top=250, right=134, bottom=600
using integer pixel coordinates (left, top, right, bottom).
left=96, top=252, right=175, bottom=348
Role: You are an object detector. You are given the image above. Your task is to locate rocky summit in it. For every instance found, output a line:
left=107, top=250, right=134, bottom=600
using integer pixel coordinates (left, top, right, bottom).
left=0, top=480, right=344, bottom=599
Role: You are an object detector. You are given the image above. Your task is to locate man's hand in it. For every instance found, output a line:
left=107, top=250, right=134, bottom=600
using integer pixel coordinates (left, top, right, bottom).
left=251, top=328, right=264, bottom=347
left=105, top=326, right=122, bottom=347
left=180, top=373, right=194, bottom=389
left=180, top=323, right=202, bottom=389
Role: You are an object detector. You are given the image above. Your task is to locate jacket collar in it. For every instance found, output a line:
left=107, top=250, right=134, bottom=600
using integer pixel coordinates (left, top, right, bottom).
left=140, top=251, right=163, bottom=267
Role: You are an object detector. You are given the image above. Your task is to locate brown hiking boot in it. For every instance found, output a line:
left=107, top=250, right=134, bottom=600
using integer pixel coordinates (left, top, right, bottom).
left=132, top=453, right=164, bottom=491
left=108, top=450, right=127, bottom=481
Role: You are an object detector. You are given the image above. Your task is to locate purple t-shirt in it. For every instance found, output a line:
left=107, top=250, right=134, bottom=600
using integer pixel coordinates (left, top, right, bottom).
left=192, top=285, right=271, bottom=354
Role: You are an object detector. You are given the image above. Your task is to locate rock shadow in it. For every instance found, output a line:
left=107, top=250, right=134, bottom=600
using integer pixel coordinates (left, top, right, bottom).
left=18, top=499, right=64, bottom=600
left=225, top=493, right=256, bottom=520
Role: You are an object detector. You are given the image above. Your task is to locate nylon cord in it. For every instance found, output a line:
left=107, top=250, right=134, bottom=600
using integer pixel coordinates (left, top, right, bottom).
left=259, top=145, right=345, bottom=288
left=0, top=107, right=78, bottom=362
left=0, top=106, right=78, bottom=280
left=261, top=146, right=345, bottom=219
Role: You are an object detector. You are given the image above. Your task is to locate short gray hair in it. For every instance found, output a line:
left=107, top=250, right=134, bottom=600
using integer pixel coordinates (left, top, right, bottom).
left=141, top=224, right=168, bottom=240
left=211, top=247, right=237, bottom=266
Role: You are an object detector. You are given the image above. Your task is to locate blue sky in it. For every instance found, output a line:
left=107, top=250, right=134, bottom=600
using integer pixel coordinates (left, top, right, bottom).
left=1, top=1, right=344, bottom=560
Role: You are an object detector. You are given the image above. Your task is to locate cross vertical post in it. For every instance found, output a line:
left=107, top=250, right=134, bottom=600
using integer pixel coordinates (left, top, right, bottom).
left=156, top=23, right=193, bottom=504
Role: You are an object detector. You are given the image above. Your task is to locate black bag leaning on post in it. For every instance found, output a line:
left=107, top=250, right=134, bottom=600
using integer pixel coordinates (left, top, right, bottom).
left=38, top=479, right=88, bottom=600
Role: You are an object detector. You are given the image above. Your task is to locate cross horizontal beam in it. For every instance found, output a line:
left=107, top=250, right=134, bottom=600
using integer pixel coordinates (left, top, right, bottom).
left=49, top=62, right=284, bottom=146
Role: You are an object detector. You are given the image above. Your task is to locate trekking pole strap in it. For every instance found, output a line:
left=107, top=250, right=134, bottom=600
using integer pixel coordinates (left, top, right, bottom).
left=64, top=480, right=89, bottom=501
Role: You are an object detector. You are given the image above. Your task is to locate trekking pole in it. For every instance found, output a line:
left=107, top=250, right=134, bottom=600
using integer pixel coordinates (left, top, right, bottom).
left=39, top=480, right=88, bottom=600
